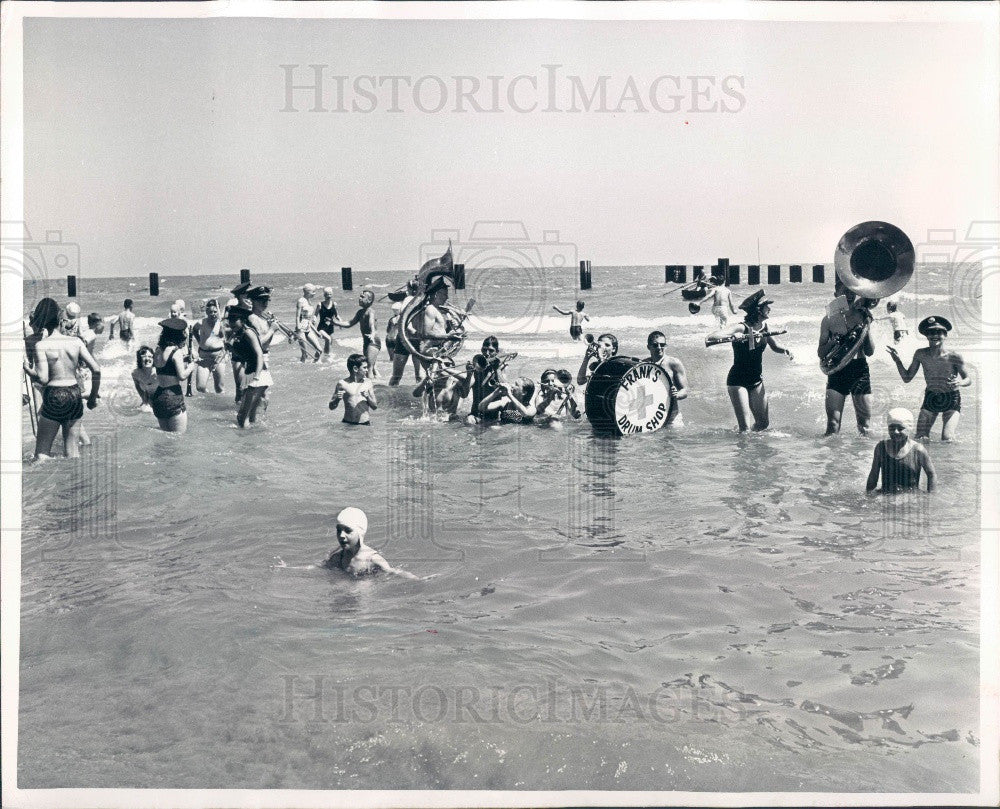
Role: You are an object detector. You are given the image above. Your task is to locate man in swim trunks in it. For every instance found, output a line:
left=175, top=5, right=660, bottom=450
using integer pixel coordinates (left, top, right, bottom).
left=315, top=287, right=339, bottom=362
left=29, top=308, right=102, bottom=460
left=866, top=407, right=935, bottom=493
left=552, top=300, right=589, bottom=341
left=108, top=299, right=135, bottom=343
left=818, top=290, right=877, bottom=436
left=324, top=507, right=417, bottom=578
left=643, top=331, right=689, bottom=427
left=887, top=315, right=970, bottom=441
left=706, top=279, right=738, bottom=327
left=335, top=289, right=381, bottom=378
left=329, top=353, right=378, bottom=424
left=709, top=290, right=793, bottom=433
left=193, top=298, right=227, bottom=394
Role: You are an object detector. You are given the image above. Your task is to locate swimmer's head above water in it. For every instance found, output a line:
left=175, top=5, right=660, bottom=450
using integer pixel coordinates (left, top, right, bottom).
left=336, top=507, right=368, bottom=549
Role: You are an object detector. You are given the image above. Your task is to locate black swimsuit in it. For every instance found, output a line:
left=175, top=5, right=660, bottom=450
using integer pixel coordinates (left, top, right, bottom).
left=874, top=440, right=923, bottom=492
left=316, top=303, right=338, bottom=335
left=726, top=331, right=765, bottom=390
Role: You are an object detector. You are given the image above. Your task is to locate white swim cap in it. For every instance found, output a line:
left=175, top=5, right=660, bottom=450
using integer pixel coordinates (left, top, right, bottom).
left=336, top=507, right=368, bottom=535
left=323, top=286, right=334, bottom=296
left=887, top=407, right=914, bottom=429
left=65, top=302, right=81, bottom=318
left=303, top=283, right=317, bottom=295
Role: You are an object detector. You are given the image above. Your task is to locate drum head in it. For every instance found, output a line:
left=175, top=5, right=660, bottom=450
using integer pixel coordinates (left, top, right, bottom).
left=585, top=358, right=672, bottom=435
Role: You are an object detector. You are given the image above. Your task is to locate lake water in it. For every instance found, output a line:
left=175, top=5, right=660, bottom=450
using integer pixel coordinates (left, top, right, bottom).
left=18, top=264, right=982, bottom=792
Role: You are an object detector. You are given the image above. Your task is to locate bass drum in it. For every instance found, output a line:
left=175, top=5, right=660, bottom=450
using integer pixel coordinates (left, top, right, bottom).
left=584, top=357, right=673, bottom=435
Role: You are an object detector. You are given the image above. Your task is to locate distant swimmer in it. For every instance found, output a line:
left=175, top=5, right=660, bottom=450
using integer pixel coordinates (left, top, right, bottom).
left=552, top=300, right=589, bottom=340
left=818, top=289, right=877, bottom=436
left=413, top=357, right=471, bottom=420
left=131, top=345, right=158, bottom=411
left=705, top=278, right=738, bottom=327
left=887, top=315, right=970, bottom=442
left=324, top=507, right=418, bottom=579
left=295, top=283, right=327, bottom=363
left=708, top=290, right=793, bottom=433
left=643, top=330, right=689, bottom=427
left=335, top=289, right=381, bottom=378
left=25, top=300, right=102, bottom=460
left=329, top=353, right=378, bottom=425
left=576, top=332, right=618, bottom=386
left=108, top=298, right=135, bottom=343
left=866, top=408, right=935, bottom=493
left=151, top=317, right=195, bottom=433
left=194, top=298, right=227, bottom=394
left=315, top=287, right=339, bottom=362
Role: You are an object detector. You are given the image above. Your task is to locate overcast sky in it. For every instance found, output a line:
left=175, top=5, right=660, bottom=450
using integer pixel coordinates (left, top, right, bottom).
left=22, top=14, right=999, bottom=277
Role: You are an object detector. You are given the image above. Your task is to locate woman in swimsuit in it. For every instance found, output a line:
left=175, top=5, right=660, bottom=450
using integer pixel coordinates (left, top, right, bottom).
left=229, top=307, right=270, bottom=428
left=151, top=317, right=195, bottom=433
left=131, top=346, right=158, bottom=410
left=866, top=408, right=935, bottom=493
left=478, top=377, right=537, bottom=424
left=194, top=298, right=227, bottom=393
left=315, top=287, right=338, bottom=362
left=294, top=284, right=326, bottom=362
left=708, top=290, right=793, bottom=433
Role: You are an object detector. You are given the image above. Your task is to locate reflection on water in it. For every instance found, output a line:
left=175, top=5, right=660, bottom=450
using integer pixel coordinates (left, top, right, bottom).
left=17, top=267, right=981, bottom=791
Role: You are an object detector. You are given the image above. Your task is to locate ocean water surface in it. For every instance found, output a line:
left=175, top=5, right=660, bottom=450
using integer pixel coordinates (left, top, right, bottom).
left=18, top=264, right=982, bottom=791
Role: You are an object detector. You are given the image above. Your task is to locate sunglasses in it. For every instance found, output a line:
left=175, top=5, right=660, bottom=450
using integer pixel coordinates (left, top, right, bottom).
left=650, top=341, right=667, bottom=348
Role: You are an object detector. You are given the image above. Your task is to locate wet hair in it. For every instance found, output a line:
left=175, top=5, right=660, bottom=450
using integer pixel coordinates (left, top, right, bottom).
left=512, top=377, right=535, bottom=403
left=886, top=301, right=897, bottom=313
left=157, top=324, right=187, bottom=348
left=123, top=298, right=134, bottom=309
left=481, top=335, right=500, bottom=353
left=597, top=333, right=619, bottom=355
left=88, top=313, right=102, bottom=328
left=647, top=330, right=666, bottom=346
left=29, top=298, right=60, bottom=333
left=135, top=345, right=154, bottom=367
left=575, top=300, right=585, bottom=311
left=347, top=352, right=366, bottom=370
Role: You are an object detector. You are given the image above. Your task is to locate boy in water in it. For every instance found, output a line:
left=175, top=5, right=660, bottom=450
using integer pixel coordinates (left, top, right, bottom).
left=887, top=315, right=970, bottom=441
left=324, top=507, right=417, bottom=578
left=335, top=289, right=381, bottom=378
left=108, top=299, right=135, bottom=343
left=818, top=290, right=877, bottom=436
left=413, top=357, right=471, bottom=419
left=552, top=300, right=589, bottom=340
left=329, top=353, right=378, bottom=425
left=706, top=279, right=738, bottom=327
left=879, top=300, right=908, bottom=344
left=866, top=407, right=935, bottom=493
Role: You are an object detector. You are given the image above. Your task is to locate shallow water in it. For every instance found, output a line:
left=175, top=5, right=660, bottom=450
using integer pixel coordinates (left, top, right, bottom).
left=18, top=265, right=982, bottom=791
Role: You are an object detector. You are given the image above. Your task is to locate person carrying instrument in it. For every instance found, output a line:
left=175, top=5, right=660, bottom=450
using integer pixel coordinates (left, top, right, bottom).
left=708, top=290, right=792, bottom=433
left=576, top=333, right=618, bottom=386
left=412, top=357, right=471, bottom=420
left=818, top=289, right=877, bottom=436
left=886, top=315, right=970, bottom=442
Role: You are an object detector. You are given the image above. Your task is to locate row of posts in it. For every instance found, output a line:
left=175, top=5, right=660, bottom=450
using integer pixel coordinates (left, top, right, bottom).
left=664, top=258, right=826, bottom=285
left=64, top=259, right=817, bottom=297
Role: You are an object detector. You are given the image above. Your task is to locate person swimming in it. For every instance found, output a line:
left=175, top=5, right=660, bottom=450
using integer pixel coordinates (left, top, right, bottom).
left=866, top=407, right=935, bottom=493
left=324, top=507, right=417, bottom=579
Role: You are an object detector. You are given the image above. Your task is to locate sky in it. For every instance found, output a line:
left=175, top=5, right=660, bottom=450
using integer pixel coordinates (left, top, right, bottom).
left=20, top=13, right=1000, bottom=277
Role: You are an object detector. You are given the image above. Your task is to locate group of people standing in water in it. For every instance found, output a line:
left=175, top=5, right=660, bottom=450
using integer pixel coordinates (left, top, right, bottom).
left=22, top=274, right=970, bottom=494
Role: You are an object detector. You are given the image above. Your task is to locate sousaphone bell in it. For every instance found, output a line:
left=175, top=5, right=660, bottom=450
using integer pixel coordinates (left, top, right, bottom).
left=834, top=221, right=914, bottom=300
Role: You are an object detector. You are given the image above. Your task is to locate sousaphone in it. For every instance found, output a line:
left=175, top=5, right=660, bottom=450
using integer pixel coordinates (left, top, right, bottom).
left=834, top=221, right=914, bottom=300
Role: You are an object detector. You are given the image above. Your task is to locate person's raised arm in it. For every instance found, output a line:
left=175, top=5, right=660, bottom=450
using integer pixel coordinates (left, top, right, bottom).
left=334, top=309, right=362, bottom=329
left=502, top=388, right=535, bottom=418
left=866, top=443, right=882, bottom=493
left=552, top=306, right=571, bottom=316
left=886, top=347, right=920, bottom=382
left=477, top=385, right=505, bottom=417
left=171, top=345, right=197, bottom=382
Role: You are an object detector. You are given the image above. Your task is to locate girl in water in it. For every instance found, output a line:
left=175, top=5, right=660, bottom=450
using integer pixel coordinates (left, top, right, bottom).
left=707, top=289, right=793, bottom=433
left=478, top=377, right=537, bottom=424
left=866, top=407, right=935, bottom=493
left=151, top=318, right=195, bottom=433
left=576, top=332, right=618, bottom=386
left=131, top=346, right=158, bottom=411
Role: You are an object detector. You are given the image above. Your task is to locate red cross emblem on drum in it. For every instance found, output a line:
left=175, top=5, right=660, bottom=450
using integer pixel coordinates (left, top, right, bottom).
left=584, top=358, right=672, bottom=435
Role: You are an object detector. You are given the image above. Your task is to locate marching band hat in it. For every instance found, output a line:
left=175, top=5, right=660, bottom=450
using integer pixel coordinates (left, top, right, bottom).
left=918, top=315, right=952, bottom=335
left=739, top=289, right=773, bottom=312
